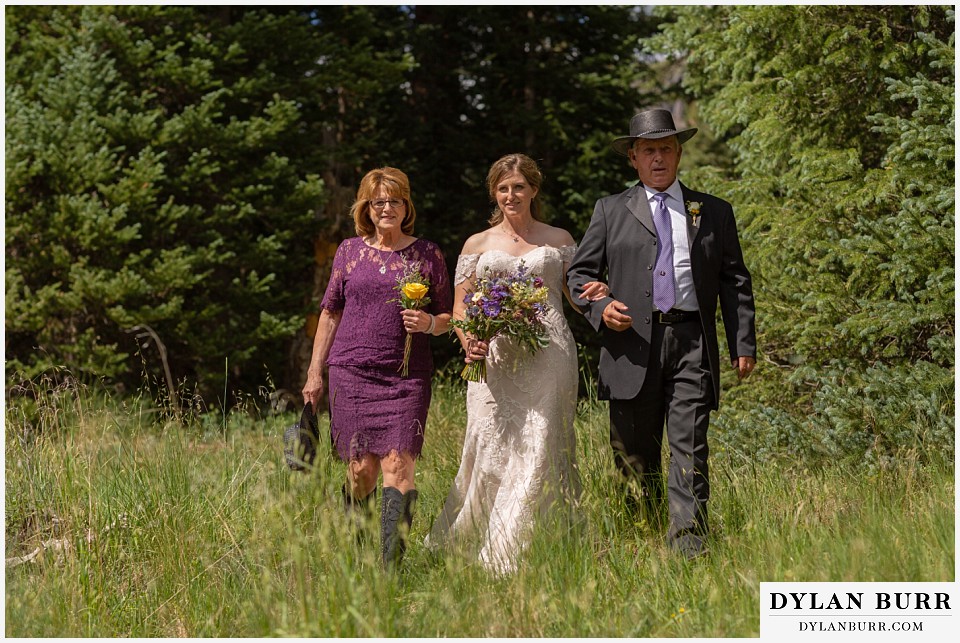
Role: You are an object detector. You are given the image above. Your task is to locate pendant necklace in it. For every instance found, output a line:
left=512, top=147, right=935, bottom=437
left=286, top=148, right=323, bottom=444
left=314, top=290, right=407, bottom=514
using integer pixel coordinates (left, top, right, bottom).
left=502, top=222, right=531, bottom=243
left=376, top=244, right=400, bottom=274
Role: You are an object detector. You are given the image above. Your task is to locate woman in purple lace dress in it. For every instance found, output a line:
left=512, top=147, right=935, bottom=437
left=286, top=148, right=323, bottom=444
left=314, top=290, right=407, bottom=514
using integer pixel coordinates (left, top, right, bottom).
left=302, top=167, right=452, bottom=568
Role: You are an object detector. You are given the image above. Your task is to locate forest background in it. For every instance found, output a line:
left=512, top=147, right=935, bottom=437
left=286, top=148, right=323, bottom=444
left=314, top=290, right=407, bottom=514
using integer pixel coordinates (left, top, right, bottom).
left=3, top=4, right=955, bottom=637
left=6, top=4, right=954, bottom=468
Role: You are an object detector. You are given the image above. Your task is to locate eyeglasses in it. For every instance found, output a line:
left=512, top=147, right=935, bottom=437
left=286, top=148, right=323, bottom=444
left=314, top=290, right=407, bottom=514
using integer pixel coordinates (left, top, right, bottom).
left=370, top=198, right=404, bottom=211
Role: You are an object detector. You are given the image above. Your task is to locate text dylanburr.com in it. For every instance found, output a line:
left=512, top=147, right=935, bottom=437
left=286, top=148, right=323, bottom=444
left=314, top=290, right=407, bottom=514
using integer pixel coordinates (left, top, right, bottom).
left=760, top=582, right=956, bottom=640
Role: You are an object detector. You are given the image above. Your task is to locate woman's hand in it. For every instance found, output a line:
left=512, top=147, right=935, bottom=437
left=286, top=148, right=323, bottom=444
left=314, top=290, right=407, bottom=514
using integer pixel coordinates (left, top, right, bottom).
left=402, top=308, right=433, bottom=333
left=302, top=370, right=324, bottom=409
left=302, top=308, right=340, bottom=408
left=580, top=281, right=611, bottom=301
left=463, top=338, right=489, bottom=364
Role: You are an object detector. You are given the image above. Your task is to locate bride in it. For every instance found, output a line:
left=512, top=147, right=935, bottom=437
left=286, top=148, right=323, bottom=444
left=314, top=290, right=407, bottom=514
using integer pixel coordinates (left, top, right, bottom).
left=425, top=154, right=607, bottom=574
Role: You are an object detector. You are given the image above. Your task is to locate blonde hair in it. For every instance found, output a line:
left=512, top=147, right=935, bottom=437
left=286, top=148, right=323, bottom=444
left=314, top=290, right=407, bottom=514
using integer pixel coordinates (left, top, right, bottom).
left=485, top=153, right=545, bottom=226
left=350, top=167, right=417, bottom=237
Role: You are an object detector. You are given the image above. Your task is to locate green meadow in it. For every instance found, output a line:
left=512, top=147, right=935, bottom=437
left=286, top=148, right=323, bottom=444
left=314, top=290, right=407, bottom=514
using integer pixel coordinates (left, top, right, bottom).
left=5, top=372, right=953, bottom=637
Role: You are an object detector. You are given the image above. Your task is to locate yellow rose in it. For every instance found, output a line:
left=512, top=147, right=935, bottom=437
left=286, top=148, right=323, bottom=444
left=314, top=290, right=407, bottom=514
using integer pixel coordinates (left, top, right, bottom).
left=402, top=282, right=429, bottom=301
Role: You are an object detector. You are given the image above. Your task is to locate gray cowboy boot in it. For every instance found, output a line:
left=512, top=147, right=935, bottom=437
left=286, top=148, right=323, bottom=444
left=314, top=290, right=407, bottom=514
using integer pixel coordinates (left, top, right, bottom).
left=380, top=487, right=418, bottom=569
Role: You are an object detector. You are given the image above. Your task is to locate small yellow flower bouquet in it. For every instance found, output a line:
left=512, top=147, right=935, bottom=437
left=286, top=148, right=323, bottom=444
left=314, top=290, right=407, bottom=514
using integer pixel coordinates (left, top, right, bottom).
left=391, top=258, right=432, bottom=377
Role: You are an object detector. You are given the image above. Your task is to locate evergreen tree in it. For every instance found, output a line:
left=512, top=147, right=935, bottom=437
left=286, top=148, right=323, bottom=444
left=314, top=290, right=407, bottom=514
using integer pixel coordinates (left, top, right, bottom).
left=374, top=5, right=660, bottom=368
left=5, top=6, right=407, bottom=401
left=386, top=6, right=657, bottom=240
left=647, top=6, right=954, bottom=465
left=3, top=5, right=693, bottom=406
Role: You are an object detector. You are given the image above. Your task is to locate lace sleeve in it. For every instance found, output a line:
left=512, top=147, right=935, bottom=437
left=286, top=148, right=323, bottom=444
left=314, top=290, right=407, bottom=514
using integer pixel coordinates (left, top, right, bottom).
left=320, top=239, right=350, bottom=311
left=454, top=254, right=480, bottom=286
left=558, top=244, right=578, bottom=265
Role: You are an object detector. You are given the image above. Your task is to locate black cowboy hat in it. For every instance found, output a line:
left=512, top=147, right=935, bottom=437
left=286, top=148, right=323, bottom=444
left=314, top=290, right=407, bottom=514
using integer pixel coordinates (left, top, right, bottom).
left=611, top=108, right=698, bottom=156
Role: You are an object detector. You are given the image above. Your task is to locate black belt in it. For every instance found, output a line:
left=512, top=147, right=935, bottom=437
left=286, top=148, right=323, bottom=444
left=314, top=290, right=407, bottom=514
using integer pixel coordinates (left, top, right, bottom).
left=654, top=309, right=699, bottom=324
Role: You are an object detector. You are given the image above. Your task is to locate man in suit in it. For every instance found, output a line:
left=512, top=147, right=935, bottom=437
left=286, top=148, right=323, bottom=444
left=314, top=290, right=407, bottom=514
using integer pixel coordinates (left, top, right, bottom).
left=567, top=108, right=756, bottom=558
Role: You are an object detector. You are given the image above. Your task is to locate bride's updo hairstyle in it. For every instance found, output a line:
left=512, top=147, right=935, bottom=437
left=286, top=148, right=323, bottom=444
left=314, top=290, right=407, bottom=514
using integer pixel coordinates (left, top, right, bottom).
left=486, top=153, right=546, bottom=227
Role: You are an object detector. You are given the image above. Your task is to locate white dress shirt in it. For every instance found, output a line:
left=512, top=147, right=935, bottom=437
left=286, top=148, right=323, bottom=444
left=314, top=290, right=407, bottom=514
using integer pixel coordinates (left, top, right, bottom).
left=644, top=180, right=698, bottom=312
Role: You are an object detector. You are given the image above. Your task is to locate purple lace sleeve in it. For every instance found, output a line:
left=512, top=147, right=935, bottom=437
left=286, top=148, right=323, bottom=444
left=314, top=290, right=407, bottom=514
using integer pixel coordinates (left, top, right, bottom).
left=320, top=239, right=348, bottom=311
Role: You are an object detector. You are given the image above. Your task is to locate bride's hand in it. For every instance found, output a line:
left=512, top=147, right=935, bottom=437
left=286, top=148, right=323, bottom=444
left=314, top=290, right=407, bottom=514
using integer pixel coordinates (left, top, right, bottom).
left=580, top=281, right=611, bottom=301
left=464, top=338, right=489, bottom=364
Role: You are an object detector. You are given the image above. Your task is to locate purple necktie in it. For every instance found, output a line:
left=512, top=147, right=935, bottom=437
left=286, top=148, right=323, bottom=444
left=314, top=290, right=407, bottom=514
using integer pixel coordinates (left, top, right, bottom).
left=652, top=192, right=676, bottom=313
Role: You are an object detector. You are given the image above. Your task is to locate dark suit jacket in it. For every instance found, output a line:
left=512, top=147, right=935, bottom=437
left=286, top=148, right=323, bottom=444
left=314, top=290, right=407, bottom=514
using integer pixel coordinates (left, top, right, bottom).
left=567, top=182, right=756, bottom=407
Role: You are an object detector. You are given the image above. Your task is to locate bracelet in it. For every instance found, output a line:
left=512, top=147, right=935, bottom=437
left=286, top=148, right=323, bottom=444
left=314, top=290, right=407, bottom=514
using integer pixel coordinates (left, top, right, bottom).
left=425, top=314, right=436, bottom=335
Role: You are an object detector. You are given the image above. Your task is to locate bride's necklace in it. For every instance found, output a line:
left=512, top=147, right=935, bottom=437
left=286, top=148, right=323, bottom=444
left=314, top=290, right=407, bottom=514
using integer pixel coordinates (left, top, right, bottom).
left=501, top=221, right=532, bottom=243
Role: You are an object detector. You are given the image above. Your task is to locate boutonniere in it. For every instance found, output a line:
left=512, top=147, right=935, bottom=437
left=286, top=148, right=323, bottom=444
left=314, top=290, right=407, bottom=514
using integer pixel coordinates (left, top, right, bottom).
left=685, top=201, right=702, bottom=228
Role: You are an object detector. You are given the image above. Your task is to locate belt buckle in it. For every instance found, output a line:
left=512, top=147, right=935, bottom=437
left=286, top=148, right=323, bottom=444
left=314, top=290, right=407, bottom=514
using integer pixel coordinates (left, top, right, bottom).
left=656, top=310, right=689, bottom=323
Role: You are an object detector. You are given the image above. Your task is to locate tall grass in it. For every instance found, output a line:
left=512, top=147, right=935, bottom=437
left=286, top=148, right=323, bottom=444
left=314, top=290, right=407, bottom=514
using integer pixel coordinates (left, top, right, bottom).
left=5, top=370, right=954, bottom=637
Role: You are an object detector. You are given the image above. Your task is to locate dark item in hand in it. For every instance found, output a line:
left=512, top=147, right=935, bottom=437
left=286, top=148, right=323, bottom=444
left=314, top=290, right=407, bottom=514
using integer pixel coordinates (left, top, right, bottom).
left=284, top=402, right=320, bottom=471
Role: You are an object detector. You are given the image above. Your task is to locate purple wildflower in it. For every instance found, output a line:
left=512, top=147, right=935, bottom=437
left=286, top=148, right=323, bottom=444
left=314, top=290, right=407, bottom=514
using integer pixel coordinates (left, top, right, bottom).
left=482, top=300, right=502, bottom=317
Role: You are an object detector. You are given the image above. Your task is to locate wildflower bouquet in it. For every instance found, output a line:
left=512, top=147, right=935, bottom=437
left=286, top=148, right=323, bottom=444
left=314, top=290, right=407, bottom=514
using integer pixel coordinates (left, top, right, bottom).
left=390, top=259, right=431, bottom=377
left=450, top=261, right=550, bottom=383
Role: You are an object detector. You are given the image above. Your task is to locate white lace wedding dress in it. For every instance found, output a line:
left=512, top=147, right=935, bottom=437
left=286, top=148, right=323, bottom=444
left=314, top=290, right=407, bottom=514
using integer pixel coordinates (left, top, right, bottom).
left=426, top=245, right=581, bottom=574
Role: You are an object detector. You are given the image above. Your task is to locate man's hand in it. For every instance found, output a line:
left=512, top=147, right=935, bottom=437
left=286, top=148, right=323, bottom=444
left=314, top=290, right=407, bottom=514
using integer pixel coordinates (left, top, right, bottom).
left=733, top=356, right=756, bottom=380
left=602, top=300, right=633, bottom=331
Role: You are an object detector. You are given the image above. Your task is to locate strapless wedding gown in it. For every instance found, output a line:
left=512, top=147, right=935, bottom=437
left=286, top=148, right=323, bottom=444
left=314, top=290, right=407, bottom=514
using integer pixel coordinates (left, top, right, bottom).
left=426, top=245, right=581, bottom=574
